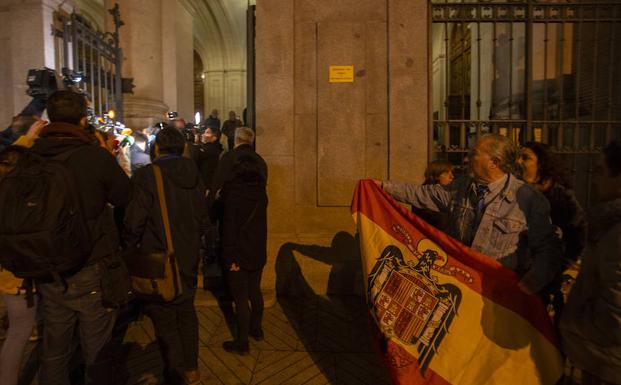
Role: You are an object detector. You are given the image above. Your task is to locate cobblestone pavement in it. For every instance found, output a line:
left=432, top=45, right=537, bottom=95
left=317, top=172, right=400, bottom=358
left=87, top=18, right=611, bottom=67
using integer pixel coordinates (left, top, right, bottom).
left=125, top=295, right=391, bottom=385
left=3, top=295, right=391, bottom=385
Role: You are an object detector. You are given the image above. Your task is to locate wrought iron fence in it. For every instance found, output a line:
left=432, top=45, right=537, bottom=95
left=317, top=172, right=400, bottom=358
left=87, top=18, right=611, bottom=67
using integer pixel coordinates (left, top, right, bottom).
left=52, top=4, right=124, bottom=121
left=430, top=0, right=621, bottom=206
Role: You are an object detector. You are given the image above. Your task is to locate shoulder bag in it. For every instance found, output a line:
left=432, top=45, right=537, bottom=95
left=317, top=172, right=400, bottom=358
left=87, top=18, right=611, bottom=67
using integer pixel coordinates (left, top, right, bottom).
left=124, top=164, right=183, bottom=302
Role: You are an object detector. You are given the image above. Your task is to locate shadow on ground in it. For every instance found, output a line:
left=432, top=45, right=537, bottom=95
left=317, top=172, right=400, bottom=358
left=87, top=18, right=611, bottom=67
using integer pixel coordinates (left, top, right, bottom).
left=274, top=231, right=391, bottom=385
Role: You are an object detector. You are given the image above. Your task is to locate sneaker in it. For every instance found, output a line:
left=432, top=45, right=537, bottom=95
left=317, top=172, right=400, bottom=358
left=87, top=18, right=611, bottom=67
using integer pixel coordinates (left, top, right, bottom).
left=184, top=369, right=201, bottom=385
left=222, top=340, right=249, bottom=356
left=249, top=329, right=264, bottom=341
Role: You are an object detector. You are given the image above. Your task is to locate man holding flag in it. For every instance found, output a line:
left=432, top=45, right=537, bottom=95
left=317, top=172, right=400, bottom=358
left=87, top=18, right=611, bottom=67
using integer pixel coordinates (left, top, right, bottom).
left=375, top=134, right=562, bottom=294
left=355, top=133, right=565, bottom=385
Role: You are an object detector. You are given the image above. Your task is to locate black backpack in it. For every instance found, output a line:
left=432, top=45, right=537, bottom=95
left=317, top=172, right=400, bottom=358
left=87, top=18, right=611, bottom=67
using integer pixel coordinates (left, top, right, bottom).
left=0, top=145, right=92, bottom=278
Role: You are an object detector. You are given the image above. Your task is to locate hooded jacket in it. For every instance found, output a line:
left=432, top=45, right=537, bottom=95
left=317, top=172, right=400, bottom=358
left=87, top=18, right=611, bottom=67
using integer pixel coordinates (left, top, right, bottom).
left=560, top=198, right=621, bottom=385
left=123, top=155, right=208, bottom=298
left=211, top=143, right=268, bottom=193
left=29, top=122, right=131, bottom=264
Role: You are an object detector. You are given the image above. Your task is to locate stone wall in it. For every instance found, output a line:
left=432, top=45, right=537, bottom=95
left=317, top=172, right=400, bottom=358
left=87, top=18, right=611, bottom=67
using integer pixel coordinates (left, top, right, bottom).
left=256, top=0, right=429, bottom=296
left=0, top=0, right=66, bottom=126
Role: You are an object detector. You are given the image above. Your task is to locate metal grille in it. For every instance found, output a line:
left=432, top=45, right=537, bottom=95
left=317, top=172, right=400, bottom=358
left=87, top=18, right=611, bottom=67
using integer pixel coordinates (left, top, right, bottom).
left=430, top=0, right=621, bottom=206
left=53, top=5, right=124, bottom=121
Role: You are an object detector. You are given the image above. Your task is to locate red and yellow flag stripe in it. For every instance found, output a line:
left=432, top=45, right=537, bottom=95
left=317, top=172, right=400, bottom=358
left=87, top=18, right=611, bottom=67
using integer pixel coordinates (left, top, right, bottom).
left=352, top=180, right=564, bottom=385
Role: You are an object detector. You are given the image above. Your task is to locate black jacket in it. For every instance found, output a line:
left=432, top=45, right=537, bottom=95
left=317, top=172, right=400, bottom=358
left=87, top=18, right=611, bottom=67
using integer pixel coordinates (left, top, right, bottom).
left=0, top=128, right=17, bottom=152
left=204, top=116, right=221, bottom=129
left=190, top=141, right=222, bottom=189
left=30, top=122, right=131, bottom=263
left=211, top=144, right=268, bottom=194
left=544, top=183, right=587, bottom=265
left=124, top=155, right=208, bottom=297
left=221, top=179, right=268, bottom=271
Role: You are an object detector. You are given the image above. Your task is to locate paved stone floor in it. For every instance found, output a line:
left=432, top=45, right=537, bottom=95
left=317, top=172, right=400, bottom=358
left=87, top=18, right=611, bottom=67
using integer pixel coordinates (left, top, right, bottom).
left=3, top=295, right=392, bottom=385
left=125, top=295, right=391, bottom=385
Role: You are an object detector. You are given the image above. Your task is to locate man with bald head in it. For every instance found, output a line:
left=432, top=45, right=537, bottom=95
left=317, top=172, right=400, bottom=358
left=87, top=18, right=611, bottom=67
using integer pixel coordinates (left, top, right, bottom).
left=376, top=134, right=561, bottom=294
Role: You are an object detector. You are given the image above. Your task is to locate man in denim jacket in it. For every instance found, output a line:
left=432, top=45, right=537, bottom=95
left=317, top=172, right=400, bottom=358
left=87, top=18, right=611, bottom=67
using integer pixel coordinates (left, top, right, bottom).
left=377, top=134, right=562, bottom=294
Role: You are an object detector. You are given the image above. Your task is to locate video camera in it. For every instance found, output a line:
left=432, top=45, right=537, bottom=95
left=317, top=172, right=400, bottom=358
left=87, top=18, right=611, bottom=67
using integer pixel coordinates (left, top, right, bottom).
left=26, top=67, right=85, bottom=99
left=23, top=67, right=88, bottom=118
left=26, top=68, right=59, bottom=99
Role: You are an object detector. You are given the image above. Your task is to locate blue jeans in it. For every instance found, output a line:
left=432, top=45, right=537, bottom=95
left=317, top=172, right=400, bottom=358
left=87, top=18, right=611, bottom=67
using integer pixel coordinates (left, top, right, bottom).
left=37, top=263, right=117, bottom=385
left=0, top=293, right=37, bottom=385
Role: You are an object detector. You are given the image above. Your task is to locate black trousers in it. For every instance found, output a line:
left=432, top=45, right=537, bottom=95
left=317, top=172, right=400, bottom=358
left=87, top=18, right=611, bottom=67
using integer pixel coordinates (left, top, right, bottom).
left=226, top=268, right=264, bottom=345
left=144, top=293, right=198, bottom=385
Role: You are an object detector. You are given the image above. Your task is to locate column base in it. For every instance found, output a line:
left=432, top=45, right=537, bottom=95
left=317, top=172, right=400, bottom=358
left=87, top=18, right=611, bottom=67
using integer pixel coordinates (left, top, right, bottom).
left=123, top=96, right=169, bottom=129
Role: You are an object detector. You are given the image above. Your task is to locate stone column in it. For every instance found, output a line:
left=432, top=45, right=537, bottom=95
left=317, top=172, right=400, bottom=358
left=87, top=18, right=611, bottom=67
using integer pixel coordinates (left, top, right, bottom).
left=0, top=0, right=69, bottom=124
left=107, top=0, right=168, bottom=129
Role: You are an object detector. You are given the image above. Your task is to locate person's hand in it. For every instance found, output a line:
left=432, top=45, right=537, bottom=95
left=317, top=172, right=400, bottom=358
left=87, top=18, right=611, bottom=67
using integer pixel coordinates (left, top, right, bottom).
left=372, top=179, right=383, bottom=189
left=229, top=262, right=240, bottom=272
left=25, top=117, right=48, bottom=140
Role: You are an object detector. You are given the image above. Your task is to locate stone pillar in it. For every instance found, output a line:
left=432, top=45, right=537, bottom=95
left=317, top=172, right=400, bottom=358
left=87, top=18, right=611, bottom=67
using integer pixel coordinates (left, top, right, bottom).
left=205, top=70, right=225, bottom=115
left=0, top=0, right=69, bottom=125
left=224, top=69, right=246, bottom=116
left=107, top=0, right=168, bottom=129
left=160, top=0, right=194, bottom=122
left=256, top=0, right=295, bottom=293
left=255, top=0, right=429, bottom=295
left=389, top=0, right=428, bottom=183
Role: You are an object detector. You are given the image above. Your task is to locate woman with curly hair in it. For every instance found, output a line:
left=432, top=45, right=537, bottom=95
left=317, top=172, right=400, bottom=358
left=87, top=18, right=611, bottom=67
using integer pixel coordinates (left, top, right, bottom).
left=518, top=141, right=587, bottom=322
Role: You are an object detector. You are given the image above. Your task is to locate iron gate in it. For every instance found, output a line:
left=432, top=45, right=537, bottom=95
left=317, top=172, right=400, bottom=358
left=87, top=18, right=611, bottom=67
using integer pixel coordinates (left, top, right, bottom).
left=52, top=4, right=124, bottom=121
left=430, top=0, right=621, bottom=206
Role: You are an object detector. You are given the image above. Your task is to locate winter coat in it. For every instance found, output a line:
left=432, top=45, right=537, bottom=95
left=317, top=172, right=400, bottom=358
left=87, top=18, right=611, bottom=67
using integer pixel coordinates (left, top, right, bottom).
left=221, top=179, right=268, bottom=271
left=190, top=141, right=223, bottom=189
left=221, top=119, right=243, bottom=151
left=560, top=198, right=621, bottom=385
left=29, top=122, right=131, bottom=264
left=204, top=116, right=221, bottom=130
left=211, top=143, right=268, bottom=194
left=123, top=155, right=208, bottom=299
left=543, top=183, right=587, bottom=265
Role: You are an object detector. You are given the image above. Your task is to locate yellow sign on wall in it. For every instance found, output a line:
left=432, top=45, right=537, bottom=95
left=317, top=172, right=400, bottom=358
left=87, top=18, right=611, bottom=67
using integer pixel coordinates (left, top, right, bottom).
left=329, top=66, right=354, bottom=83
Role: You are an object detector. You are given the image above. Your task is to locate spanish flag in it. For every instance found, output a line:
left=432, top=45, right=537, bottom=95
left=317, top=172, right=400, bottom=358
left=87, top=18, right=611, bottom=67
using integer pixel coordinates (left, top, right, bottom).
left=352, top=180, right=563, bottom=385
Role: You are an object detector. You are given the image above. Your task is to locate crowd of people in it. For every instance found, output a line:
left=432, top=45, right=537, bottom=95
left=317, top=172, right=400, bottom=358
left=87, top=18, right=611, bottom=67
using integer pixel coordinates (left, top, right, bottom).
left=376, top=134, right=621, bottom=385
left=0, top=91, right=267, bottom=385
left=0, top=89, right=620, bottom=385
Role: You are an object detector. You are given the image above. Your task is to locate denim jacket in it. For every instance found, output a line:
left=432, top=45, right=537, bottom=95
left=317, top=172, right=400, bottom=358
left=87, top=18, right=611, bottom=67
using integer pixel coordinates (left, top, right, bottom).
left=383, top=174, right=562, bottom=292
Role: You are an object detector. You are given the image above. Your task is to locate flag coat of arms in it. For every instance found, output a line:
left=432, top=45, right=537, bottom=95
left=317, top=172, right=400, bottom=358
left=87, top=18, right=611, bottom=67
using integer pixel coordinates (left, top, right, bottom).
left=351, top=180, right=564, bottom=385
